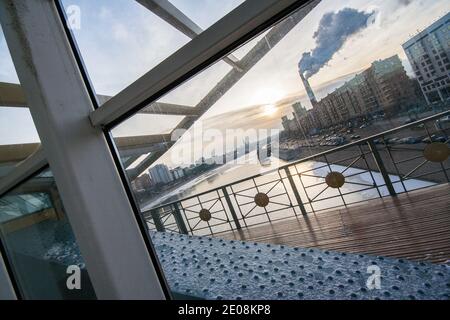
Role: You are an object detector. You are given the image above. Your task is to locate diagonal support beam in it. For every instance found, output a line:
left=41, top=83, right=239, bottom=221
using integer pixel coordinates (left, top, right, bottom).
left=0, top=143, right=41, bottom=164
left=118, top=141, right=171, bottom=158
left=0, top=82, right=26, bottom=107
left=128, top=0, right=320, bottom=178
left=7, top=176, right=54, bottom=195
left=0, top=147, right=46, bottom=196
left=136, top=0, right=242, bottom=71
left=0, top=0, right=168, bottom=299
left=0, top=135, right=171, bottom=169
left=127, top=146, right=170, bottom=181
left=1, top=83, right=197, bottom=114
left=140, top=102, right=199, bottom=116
left=122, top=155, right=141, bottom=169
left=1, top=83, right=196, bottom=116
left=115, top=134, right=172, bottom=151
left=90, top=0, right=315, bottom=127
left=176, top=5, right=320, bottom=131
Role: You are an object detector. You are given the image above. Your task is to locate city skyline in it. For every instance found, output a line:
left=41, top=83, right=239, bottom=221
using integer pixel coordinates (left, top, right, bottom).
left=1, top=0, right=449, bottom=149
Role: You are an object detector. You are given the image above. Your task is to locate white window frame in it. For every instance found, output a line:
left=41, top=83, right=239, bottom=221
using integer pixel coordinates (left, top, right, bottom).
left=0, top=0, right=317, bottom=299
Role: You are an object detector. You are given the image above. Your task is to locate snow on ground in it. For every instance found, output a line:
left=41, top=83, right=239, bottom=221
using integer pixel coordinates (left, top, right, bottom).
left=152, top=232, right=450, bottom=300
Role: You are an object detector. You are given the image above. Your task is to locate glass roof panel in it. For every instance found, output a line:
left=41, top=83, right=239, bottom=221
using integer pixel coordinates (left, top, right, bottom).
left=60, top=0, right=246, bottom=105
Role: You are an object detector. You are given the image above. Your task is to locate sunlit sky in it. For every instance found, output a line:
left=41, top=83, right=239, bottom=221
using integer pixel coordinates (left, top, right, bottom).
left=1, top=0, right=449, bottom=153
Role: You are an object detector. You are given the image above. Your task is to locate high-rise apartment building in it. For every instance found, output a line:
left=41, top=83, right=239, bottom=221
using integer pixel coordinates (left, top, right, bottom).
left=148, top=164, right=173, bottom=185
left=364, top=55, right=416, bottom=115
left=293, top=55, right=416, bottom=132
left=403, top=12, right=450, bottom=104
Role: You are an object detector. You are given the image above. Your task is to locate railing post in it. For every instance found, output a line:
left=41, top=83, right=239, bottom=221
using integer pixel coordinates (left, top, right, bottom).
left=150, top=208, right=166, bottom=232
left=222, top=187, right=241, bottom=229
left=367, top=139, right=397, bottom=197
left=172, top=203, right=189, bottom=234
left=284, top=167, right=308, bottom=216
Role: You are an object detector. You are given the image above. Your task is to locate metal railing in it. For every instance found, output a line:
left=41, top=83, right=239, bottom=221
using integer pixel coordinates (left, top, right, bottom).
left=143, top=110, right=450, bottom=237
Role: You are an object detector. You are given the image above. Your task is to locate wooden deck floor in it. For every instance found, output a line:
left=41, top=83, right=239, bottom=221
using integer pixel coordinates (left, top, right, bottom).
left=221, top=184, right=450, bottom=264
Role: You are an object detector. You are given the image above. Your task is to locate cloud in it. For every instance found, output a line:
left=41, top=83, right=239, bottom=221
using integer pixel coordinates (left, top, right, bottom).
left=397, top=0, right=414, bottom=6
left=98, top=6, right=112, bottom=20
left=298, top=8, right=374, bottom=79
left=112, top=23, right=129, bottom=41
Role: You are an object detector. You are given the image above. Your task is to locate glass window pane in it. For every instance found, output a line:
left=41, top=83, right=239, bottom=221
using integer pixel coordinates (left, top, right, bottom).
left=0, top=168, right=96, bottom=299
left=60, top=0, right=245, bottom=105
left=110, top=1, right=450, bottom=300
left=0, top=27, right=41, bottom=181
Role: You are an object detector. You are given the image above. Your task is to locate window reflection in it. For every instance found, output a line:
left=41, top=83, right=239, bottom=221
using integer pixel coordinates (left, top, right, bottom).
left=0, top=168, right=96, bottom=299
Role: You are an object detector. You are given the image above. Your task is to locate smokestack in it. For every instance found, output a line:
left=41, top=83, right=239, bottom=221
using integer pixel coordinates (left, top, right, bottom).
left=299, top=71, right=317, bottom=106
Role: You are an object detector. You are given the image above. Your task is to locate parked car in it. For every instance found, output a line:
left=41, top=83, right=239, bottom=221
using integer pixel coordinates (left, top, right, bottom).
left=422, top=135, right=447, bottom=143
left=373, top=138, right=383, bottom=144
left=436, top=115, right=450, bottom=124
left=351, top=135, right=361, bottom=140
left=398, top=137, right=420, bottom=144
left=385, top=137, right=400, bottom=145
left=433, top=135, right=447, bottom=143
left=328, top=137, right=346, bottom=146
left=422, top=137, right=430, bottom=144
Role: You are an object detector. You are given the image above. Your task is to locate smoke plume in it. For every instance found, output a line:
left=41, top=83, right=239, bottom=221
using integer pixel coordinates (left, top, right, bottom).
left=397, top=0, right=413, bottom=6
left=298, top=8, right=374, bottom=79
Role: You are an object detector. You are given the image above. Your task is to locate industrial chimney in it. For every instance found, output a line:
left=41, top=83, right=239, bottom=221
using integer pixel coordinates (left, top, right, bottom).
left=299, top=71, right=317, bottom=107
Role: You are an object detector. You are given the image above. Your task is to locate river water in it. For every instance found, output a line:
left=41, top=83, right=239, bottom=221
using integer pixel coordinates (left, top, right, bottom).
left=142, top=150, right=434, bottom=214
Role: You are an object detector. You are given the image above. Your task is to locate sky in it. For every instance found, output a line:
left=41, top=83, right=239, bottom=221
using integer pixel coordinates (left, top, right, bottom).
left=1, top=0, right=449, bottom=161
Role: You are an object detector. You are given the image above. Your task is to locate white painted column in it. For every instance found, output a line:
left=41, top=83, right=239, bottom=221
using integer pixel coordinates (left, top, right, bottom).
left=0, top=0, right=166, bottom=299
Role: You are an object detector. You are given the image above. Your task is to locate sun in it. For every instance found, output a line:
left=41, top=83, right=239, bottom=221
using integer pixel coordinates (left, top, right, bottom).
left=262, top=104, right=278, bottom=116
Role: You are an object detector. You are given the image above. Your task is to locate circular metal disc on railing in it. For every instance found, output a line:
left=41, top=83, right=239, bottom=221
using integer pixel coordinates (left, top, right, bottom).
left=254, top=192, right=270, bottom=207
left=423, top=142, right=449, bottom=163
left=199, top=208, right=212, bottom=222
left=325, top=171, right=345, bottom=189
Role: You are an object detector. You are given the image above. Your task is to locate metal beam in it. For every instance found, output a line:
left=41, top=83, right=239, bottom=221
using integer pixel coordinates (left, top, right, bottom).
left=140, top=102, right=199, bottom=116
left=0, top=83, right=196, bottom=116
left=136, top=0, right=242, bottom=70
left=0, top=82, right=26, bottom=107
left=0, top=147, right=46, bottom=196
left=0, top=143, right=41, bottom=164
left=176, top=2, right=319, bottom=131
left=90, top=0, right=313, bottom=127
left=0, top=0, right=166, bottom=299
left=127, top=147, right=169, bottom=181
left=0, top=135, right=170, bottom=168
left=7, top=176, right=54, bottom=195
left=98, top=94, right=197, bottom=116
left=115, top=134, right=172, bottom=151
left=118, top=142, right=170, bottom=158
left=132, top=0, right=320, bottom=173
left=1, top=1, right=318, bottom=181
left=122, top=155, right=141, bottom=168
left=137, top=0, right=202, bottom=38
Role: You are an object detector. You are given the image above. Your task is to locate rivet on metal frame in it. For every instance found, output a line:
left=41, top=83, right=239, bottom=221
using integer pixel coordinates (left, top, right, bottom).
left=423, top=142, right=449, bottom=163
left=325, top=171, right=345, bottom=189
left=254, top=192, right=270, bottom=207
left=199, top=208, right=212, bottom=222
